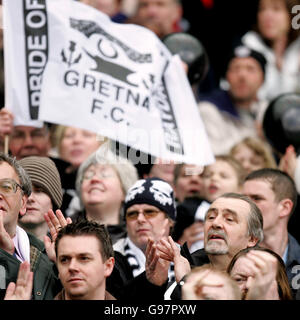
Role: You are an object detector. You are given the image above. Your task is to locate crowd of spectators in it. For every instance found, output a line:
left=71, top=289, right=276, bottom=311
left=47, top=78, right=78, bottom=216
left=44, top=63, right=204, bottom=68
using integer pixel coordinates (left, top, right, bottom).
left=1, top=0, right=300, bottom=303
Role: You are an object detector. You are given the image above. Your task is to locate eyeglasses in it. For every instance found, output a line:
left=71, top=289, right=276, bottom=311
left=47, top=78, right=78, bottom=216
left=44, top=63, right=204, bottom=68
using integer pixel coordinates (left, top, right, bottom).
left=125, top=209, right=162, bottom=221
left=0, top=179, right=23, bottom=196
left=83, top=168, right=115, bottom=181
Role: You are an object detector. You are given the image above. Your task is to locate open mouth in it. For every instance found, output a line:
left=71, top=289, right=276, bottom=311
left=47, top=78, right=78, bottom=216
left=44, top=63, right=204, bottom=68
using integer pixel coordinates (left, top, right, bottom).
left=207, top=231, right=226, bottom=242
left=188, top=187, right=201, bottom=194
left=208, top=235, right=224, bottom=241
left=208, top=185, right=218, bottom=193
left=70, top=149, right=84, bottom=157
left=89, top=185, right=105, bottom=193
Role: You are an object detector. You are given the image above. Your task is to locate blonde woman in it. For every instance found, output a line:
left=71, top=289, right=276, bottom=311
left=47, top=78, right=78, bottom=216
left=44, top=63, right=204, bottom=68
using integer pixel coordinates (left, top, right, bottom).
left=230, top=136, right=277, bottom=174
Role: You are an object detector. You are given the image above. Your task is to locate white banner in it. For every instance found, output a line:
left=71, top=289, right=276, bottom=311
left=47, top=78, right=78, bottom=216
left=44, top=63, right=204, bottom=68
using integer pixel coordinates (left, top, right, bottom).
left=3, top=0, right=214, bottom=166
left=3, top=0, right=45, bottom=127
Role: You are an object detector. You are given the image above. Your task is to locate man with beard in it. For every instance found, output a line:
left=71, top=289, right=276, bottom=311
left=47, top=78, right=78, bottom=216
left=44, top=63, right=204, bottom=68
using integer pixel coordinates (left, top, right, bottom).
left=156, top=192, right=264, bottom=299
left=198, top=194, right=261, bottom=269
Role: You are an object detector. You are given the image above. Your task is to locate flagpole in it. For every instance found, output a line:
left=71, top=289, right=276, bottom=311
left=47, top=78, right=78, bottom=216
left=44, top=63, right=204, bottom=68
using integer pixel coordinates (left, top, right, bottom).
left=4, top=134, right=9, bottom=155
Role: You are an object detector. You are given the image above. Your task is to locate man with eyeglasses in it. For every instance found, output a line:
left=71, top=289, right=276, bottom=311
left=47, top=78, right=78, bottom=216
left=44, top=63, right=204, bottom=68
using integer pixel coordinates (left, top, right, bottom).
left=107, top=177, right=176, bottom=299
left=0, top=108, right=82, bottom=217
left=0, top=108, right=77, bottom=218
left=0, top=152, right=61, bottom=300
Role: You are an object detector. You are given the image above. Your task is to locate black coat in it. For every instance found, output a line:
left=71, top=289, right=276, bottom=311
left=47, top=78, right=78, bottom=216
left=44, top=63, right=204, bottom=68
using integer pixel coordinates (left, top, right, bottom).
left=106, top=251, right=168, bottom=301
left=173, top=197, right=209, bottom=241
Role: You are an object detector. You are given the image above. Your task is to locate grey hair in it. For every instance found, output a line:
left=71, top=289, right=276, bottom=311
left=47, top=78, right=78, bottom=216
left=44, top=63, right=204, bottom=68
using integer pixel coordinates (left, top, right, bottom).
left=76, top=142, right=138, bottom=209
left=218, top=192, right=264, bottom=244
left=0, top=153, right=32, bottom=196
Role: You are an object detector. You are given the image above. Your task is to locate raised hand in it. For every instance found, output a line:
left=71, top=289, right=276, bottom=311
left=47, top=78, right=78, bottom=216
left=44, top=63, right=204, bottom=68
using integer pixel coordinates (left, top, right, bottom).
left=151, top=218, right=170, bottom=243
left=44, top=209, right=72, bottom=262
left=182, top=269, right=223, bottom=300
left=4, top=261, right=33, bottom=300
left=242, top=250, right=279, bottom=300
left=156, top=236, right=191, bottom=282
left=145, top=237, right=170, bottom=286
left=0, top=108, right=14, bottom=137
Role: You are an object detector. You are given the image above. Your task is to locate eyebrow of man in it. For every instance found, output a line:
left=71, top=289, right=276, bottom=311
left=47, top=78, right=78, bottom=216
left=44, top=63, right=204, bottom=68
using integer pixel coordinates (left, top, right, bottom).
left=206, top=208, right=217, bottom=214
left=222, top=209, right=238, bottom=216
left=205, top=208, right=216, bottom=218
left=231, top=272, right=247, bottom=279
left=243, top=192, right=264, bottom=199
left=58, top=252, right=94, bottom=258
left=206, top=207, right=237, bottom=215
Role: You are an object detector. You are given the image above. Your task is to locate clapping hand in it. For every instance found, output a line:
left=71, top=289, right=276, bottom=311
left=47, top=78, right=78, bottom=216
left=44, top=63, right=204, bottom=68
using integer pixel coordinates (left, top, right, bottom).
left=182, top=269, right=224, bottom=300
left=242, top=250, right=279, bottom=300
left=0, top=210, right=15, bottom=255
left=43, top=209, right=72, bottom=263
left=156, top=236, right=191, bottom=282
left=145, top=237, right=170, bottom=286
left=4, top=261, right=33, bottom=300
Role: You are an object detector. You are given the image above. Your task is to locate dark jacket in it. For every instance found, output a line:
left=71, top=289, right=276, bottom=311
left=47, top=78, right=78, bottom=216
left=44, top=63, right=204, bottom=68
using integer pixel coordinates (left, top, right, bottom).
left=106, top=251, right=168, bottom=301
left=170, top=245, right=210, bottom=300
left=0, top=232, right=61, bottom=300
left=173, top=197, right=209, bottom=241
left=286, top=233, right=300, bottom=299
left=72, top=211, right=127, bottom=245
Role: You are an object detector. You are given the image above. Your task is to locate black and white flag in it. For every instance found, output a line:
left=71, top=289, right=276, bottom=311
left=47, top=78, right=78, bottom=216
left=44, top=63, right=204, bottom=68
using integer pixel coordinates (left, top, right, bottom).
left=3, top=0, right=214, bottom=166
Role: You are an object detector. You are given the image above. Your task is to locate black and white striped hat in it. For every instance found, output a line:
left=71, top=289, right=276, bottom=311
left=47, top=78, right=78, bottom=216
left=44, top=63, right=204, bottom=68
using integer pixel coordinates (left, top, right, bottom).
left=124, top=177, right=176, bottom=220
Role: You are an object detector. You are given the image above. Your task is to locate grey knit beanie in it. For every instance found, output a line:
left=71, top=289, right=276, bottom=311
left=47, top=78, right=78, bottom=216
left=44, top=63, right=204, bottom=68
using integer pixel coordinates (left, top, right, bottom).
left=19, top=156, right=63, bottom=209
